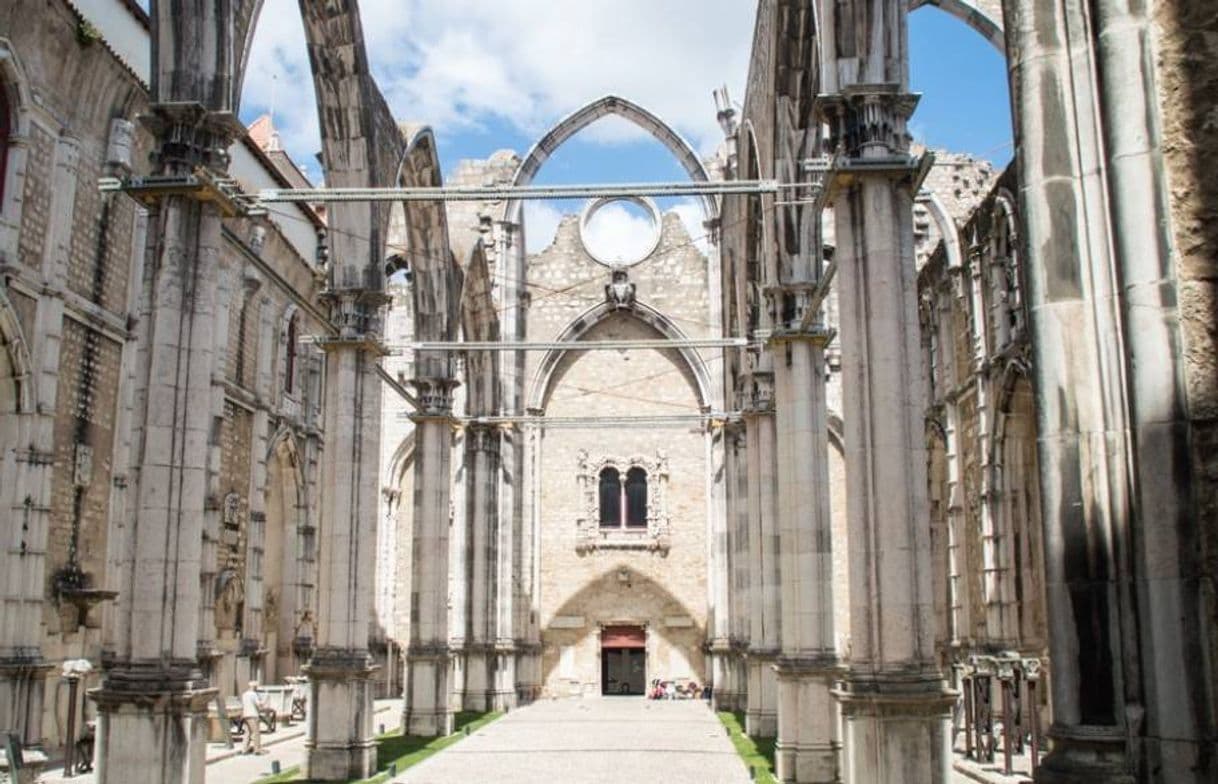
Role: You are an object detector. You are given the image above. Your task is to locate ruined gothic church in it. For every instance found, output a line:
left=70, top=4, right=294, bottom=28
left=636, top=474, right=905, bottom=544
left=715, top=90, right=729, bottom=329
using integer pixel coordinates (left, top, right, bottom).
left=0, top=1, right=1215, bottom=784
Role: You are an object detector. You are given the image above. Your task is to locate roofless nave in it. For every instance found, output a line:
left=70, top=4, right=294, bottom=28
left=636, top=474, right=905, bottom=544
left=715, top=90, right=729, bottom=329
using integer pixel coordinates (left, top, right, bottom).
left=0, top=1, right=1215, bottom=783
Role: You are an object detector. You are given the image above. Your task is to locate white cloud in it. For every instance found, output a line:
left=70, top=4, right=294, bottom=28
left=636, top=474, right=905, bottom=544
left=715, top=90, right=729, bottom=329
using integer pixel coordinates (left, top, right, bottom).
left=523, top=202, right=565, bottom=255
left=582, top=202, right=660, bottom=264
left=241, top=0, right=755, bottom=173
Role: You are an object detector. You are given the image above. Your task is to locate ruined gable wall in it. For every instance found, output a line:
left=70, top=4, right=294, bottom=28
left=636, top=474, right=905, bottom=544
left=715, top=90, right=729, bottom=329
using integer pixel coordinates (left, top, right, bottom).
left=527, top=214, right=714, bottom=695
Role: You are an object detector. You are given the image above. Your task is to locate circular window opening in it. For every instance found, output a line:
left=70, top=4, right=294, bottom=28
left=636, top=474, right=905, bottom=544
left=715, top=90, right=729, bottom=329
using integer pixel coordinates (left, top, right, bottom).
left=578, top=196, right=662, bottom=267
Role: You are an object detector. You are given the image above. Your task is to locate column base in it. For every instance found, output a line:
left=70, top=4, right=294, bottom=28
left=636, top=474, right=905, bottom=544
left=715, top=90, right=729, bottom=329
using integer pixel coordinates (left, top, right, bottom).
left=514, top=641, right=542, bottom=704
left=403, top=644, right=454, bottom=737
left=746, top=651, right=780, bottom=737
left=90, top=665, right=215, bottom=784
left=708, top=640, right=735, bottom=711
left=835, top=670, right=955, bottom=784
left=0, top=655, right=53, bottom=748
left=776, top=655, right=842, bottom=784
left=463, top=645, right=518, bottom=712
left=304, top=648, right=378, bottom=781
left=1034, top=724, right=1134, bottom=784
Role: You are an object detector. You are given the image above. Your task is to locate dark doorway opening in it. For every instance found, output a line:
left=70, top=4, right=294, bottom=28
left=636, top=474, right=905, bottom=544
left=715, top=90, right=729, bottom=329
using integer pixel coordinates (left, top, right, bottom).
left=601, top=625, right=645, bottom=695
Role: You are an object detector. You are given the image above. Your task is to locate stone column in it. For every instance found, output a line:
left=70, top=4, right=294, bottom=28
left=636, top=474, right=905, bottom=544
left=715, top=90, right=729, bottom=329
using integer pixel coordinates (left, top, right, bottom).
left=823, top=73, right=954, bottom=784
left=304, top=287, right=386, bottom=780
left=707, top=420, right=733, bottom=712
left=743, top=372, right=780, bottom=737
left=713, top=424, right=747, bottom=711
left=463, top=422, right=513, bottom=711
left=92, top=105, right=241, bottom=784
left=771, top=321, right=839, bottom=784
left=1005, top=0, right=1215, bottom=780
left=403, top=377, right=458, bottom=736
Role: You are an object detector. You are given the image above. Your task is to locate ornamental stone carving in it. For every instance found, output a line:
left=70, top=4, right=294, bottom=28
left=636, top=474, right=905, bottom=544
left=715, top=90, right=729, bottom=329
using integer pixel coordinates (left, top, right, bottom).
left=574, top=451, right=671, bottom=555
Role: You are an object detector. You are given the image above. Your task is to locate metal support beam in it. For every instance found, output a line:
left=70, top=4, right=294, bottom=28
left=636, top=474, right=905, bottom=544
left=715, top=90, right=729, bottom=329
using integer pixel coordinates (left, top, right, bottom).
left=389, top=337, right=749, bottom=354
left=416, top=412, right=743, bottom=429
left=258, top=180, right=781, bottom=204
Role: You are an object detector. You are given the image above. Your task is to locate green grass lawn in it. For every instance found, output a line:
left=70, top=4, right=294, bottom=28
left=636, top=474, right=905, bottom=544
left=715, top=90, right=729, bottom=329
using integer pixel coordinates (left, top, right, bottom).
left=253, top=711, right=503, bottom=784
left=717, top=711, right=778, bottom=784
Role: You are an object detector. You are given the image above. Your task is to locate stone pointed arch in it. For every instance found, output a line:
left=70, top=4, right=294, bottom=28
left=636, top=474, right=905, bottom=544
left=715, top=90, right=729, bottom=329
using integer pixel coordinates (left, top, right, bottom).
left=0, top=284, right=34, bottom=415
left=300, top=0, right=414, bottom=286
left=504, top=95, right=718, bottom=226
left=921, top=190, right=965, bottom=269
left=911, top=0, right=1006, bottom=54
left=460, top=241, right=500, bottom=415
left=386, top=431, right=416, bottom=491
left=396, top=125, right=458, bottom=362
left=527, top=300, right=714, bottom=413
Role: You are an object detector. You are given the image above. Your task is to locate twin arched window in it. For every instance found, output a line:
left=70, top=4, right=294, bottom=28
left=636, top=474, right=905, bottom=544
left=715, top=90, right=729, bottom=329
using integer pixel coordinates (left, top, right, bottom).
left=598, top=466, right=648, bottom=528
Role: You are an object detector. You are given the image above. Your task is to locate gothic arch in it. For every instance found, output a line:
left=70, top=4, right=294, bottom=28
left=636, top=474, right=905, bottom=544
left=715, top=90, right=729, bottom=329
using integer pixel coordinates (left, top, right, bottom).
left=504, top=95, right=718, bottom=227
left=396, top=126, right=459, bottom=376
left=460, top=241, right=499, bottom=415
left=921, top=190, right=965, bottom=270
left=527, top=300, right=715, bottom=413
left=0, top=38, right=32, bottom=246
left=910, top=0, right=1006, bottom=54
left=0, top=284, right=33, bottom=415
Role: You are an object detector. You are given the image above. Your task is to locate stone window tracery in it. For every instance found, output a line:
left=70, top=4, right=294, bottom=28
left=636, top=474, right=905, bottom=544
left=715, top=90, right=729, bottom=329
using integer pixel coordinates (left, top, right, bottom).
left=577, top=450, right=670, bottom=554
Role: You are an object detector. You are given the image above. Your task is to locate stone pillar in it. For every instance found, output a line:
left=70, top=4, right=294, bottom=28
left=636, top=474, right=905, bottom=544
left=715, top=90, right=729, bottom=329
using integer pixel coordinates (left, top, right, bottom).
left=713, top=424, right=747, bottom=712
left=707, top=418, right=733, bottom=712
left=515, top=417, right=544, bottom=701
left=490, top=422, right=518, bottom=710
left=92, top=104, right=240, bottom=784
left=304, top=287, right=386, bottom=780
left=743, top=372, right=779, bottom=737
left=463, top=422, right=514, bottom=711
left=771, top=322, right=839, bottom=784
left=1006, top=0, right=1216, bottom=780
left=822, top=72, right=954, bottom=784
left=403, top=378, right=458, bottom=736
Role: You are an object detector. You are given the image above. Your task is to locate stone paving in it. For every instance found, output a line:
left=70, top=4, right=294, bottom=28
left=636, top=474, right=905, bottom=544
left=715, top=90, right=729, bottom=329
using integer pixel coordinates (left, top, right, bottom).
left=392, top=697, right=750, bottom=784
left=31, top=699, right=401, bottom=784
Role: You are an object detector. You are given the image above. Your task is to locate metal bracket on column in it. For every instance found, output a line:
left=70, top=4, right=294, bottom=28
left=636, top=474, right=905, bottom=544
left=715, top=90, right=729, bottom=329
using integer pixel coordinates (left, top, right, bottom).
left=99, top=169, right=265, bottom=217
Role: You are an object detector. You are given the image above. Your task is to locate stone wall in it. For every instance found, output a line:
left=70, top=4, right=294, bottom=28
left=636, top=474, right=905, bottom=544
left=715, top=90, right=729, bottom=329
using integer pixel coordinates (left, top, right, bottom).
left=918, top=165, right=1049, bottom=726
left=1153, top=0, right=1218, bottom=709
left=0, top=0, right=330, bottom=753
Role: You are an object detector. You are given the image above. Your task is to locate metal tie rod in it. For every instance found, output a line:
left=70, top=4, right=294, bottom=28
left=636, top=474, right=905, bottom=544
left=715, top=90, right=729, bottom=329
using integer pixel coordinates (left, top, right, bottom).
left=258, top=180, right=781, bottom=203
left=391, top=338, right=749, bottom=353
left=395, top=412, right=743, bottom=428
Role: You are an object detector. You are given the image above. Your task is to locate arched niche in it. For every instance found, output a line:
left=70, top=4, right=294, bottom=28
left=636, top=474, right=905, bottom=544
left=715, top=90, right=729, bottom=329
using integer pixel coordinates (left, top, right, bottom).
left=262, top=429, right=307, bottom=682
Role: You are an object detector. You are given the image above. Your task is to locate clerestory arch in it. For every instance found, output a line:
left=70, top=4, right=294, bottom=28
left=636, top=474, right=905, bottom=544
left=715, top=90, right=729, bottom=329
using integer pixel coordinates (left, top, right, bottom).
left=527, top=300, right=714, bottom=414
left=910, top=0, right=1006, bottom=54
left=504, top=95, right=718, bottom=227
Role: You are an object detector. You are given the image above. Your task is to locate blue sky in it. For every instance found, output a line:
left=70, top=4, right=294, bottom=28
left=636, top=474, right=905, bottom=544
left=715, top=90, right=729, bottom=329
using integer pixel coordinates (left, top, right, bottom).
left=238, top=2, right=1011, bottom=251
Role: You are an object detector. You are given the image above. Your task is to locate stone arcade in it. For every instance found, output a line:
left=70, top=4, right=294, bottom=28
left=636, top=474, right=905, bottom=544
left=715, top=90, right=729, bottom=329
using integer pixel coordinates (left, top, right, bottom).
left=0, top=1, right=1216, bottom=783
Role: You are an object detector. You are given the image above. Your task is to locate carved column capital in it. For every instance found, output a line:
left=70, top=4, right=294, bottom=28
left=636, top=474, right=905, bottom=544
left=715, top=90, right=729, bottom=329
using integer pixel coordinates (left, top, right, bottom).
left=465, top=422, right=501, bottom=453
left=742, top=372, right=775, bottom=416
left=314, top=289, right=389, bottom=350
left=140, top=102, right=245, bottom=176
left=820, top=86, right=920, bottom=158
left=409, top=377, right=459, bottom=418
